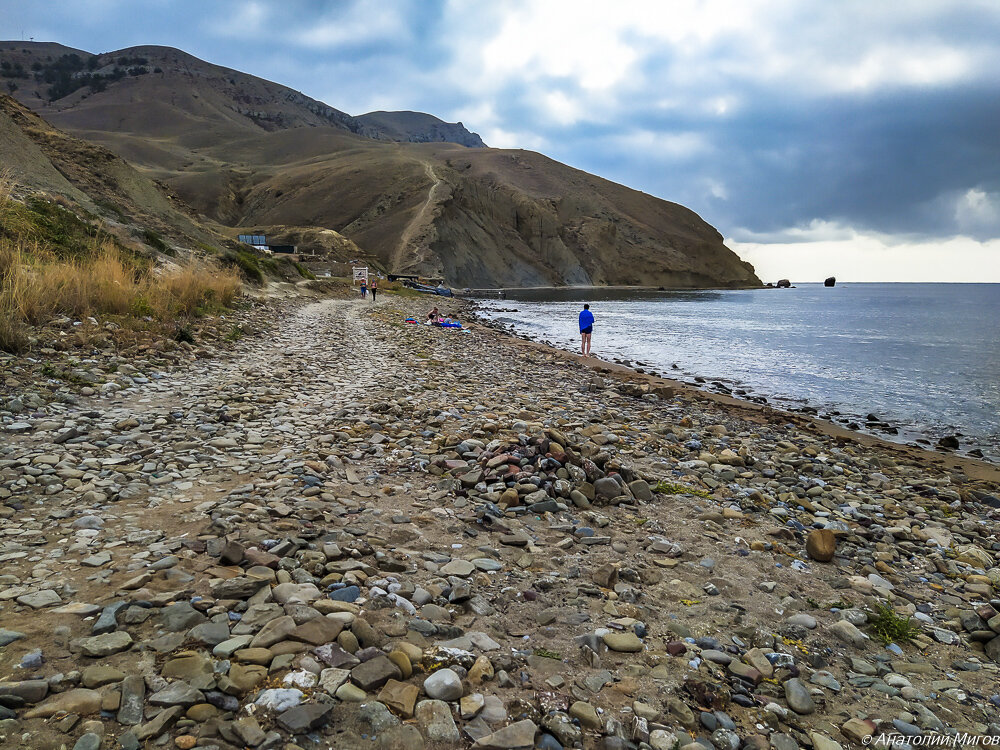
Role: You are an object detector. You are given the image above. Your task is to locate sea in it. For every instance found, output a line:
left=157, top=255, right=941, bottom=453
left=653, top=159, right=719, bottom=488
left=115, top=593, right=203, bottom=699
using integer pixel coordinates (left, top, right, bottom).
left=471, top=283, right=1000, bottom=462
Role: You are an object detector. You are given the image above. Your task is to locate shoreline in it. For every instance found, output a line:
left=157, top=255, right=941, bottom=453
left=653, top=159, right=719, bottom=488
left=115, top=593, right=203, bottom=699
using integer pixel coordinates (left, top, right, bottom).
left=462, top=293, right=1000, bottom=473
left=460, top=301, right=1000, bottom=484
left=457, top=283, right=766, bottom=296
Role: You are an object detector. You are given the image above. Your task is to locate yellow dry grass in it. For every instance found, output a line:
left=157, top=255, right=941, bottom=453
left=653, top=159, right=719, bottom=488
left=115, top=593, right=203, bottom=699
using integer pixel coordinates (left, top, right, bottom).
left=0, top=171, right=241, bottom=353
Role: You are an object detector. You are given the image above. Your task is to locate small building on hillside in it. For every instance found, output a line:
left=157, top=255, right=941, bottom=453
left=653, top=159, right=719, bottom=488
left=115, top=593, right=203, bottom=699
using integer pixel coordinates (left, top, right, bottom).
left=237, top=234, right=297, bottom=255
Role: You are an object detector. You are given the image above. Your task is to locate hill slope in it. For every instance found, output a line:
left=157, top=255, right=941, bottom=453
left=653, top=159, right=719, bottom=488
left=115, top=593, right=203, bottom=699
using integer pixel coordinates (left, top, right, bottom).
left=0, top=41, right=761, bottom=288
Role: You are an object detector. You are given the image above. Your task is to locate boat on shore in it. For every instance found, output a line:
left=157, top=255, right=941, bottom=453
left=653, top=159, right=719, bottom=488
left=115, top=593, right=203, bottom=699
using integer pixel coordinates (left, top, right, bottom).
left=402, top=279, right=453, bottom=297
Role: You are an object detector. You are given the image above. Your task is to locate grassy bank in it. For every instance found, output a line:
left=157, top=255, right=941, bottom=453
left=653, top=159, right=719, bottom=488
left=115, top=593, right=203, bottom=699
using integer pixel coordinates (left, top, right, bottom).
left=0, top=175, right=241, bottom=353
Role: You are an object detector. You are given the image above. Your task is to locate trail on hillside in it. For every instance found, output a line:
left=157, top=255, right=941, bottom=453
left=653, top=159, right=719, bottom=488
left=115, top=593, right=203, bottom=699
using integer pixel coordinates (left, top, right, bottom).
left=392, top=160, right=449, bottom=275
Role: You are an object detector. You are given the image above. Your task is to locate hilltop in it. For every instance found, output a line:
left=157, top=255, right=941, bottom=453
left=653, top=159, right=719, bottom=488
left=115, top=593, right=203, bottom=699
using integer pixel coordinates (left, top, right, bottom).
left=0, top=41, right=760, bottom=289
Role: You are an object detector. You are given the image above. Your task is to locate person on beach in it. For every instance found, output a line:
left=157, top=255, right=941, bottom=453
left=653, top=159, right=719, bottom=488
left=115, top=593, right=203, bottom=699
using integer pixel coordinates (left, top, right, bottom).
left=579, top=303, right=594, bottom=356
left=428, top=306, right=440, bottom=322
left=360, top=279, right=367, bottom=298
left=370, top=279, right=378, bottom=302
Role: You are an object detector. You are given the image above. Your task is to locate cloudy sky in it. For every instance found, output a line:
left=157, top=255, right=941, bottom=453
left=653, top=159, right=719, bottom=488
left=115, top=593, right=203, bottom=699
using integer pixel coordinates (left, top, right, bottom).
left=3, top=0, right=999, bottom=281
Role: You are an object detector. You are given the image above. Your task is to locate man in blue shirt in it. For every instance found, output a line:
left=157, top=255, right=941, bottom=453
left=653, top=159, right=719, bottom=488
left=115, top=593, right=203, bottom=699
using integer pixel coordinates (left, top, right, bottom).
left=579, top=303, right=594, bottom=356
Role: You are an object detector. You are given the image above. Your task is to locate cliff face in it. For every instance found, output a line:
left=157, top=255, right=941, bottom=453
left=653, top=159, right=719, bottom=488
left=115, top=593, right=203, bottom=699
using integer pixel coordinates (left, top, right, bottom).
left=0, top=41, right=761, bottom=289
left=422, top=152, right=758, bottom=288
left=355, top=111, right=487, bottom=148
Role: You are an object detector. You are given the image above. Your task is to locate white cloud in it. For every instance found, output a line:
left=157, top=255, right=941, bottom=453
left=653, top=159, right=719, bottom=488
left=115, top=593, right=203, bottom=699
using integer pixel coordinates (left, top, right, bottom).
left=541, top=90, right=584, bottom=126
left=730, top=220, right=862, bottom=243
left=729, top=227, right=1000, bottom=283
left=612, top=130, right=712, bottom=160
left=705, top=179, right=729, bottom=201
left=291, top=5, right=411, bottom=49
left=954, top=188, right=1000, bottom=233
left=477, top=2, right=639, bottom=92
left=481, top=127, right=548, bottom=151
left=202, top=0, right=269, bottom=38
left=446, top=0, right=1000, bottom=104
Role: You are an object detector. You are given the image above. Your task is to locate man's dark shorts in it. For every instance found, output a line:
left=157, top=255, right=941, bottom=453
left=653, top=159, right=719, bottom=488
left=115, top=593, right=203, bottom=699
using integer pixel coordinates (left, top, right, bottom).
left=581, top=326, right=593, bottom=335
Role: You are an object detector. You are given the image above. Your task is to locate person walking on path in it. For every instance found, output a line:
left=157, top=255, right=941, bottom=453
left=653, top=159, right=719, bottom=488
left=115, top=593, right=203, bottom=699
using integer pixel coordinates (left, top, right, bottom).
left=579, top=303, right=594, bottom=356
left=370, top=278, right=378, bottom=302
left=360, top=279, right=367, bottom=298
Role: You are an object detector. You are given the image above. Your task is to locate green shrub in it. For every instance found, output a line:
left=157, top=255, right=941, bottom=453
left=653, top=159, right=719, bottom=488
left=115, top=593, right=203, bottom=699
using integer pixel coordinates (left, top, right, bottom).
left=866, top=603, right=921, bottom=645
left=174, top=324, right=195, bottom=344
left=142, top=228, right=171, bottom=254
left=294, top=261, right=316, bottom=280
left=222, top=250, right=264, bottom=283
left=652, top=480, right=712, bottom=498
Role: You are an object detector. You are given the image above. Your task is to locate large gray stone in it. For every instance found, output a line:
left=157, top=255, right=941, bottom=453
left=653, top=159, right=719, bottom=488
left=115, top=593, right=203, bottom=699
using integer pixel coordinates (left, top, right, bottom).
left=211, top=576, right=269, bottom=600
left=415, top=700, right=461, bottom=743
left=783, top=678, right=816, bottom=715
left=422, top=668, right=463, bottom=701
left=149, top=681, right=204, bottom=707
left=472, top=719, right=538, bottom=749
left=117, top=676, right=145, bottom=725
left=350, top=654, right=401, bottom=691
left=79, top=631, right=133, bottom=657
left=159, top=601, right=207, bottom=632
left=277, top=701, right=336, bottom=733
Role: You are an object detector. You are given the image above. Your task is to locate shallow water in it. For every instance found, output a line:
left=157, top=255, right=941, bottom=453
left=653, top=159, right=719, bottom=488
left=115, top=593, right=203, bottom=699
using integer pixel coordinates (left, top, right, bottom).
left=472, top=283, right=1000, bottom=461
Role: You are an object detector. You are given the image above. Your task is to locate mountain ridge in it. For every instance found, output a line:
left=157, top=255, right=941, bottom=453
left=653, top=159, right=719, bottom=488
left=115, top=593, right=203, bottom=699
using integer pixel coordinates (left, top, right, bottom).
left=0, top=40, right=761, bottom=289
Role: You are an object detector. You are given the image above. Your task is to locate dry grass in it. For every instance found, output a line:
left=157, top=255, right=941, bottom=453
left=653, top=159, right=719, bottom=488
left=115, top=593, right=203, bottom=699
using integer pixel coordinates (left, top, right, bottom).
left=0, top=171, right=242, bottom=353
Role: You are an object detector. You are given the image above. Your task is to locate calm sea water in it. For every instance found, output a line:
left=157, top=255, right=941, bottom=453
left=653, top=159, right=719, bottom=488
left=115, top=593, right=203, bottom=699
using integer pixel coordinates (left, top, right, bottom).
left=473, top=283, right=1000, bottom=461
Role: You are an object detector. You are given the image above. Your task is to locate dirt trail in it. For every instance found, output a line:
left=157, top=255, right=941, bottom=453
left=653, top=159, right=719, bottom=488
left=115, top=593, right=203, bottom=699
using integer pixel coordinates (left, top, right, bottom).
left=392, top=160, right=449, bottom=274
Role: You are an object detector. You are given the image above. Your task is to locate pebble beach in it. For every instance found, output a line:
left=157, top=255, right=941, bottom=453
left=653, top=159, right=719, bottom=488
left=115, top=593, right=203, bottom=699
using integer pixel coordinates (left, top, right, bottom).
left=2, top=289, right=1000, bottom=750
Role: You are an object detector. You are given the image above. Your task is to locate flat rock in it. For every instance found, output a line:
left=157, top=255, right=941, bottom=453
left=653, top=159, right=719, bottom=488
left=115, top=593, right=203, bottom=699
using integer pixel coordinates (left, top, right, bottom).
left=415, top=699, right=461, bottom=743
left=135, top=705, right=182, bottom=740
left=472, top=719, right=538, bottom=749
left=24, top=689, right=101, bottom=718
left=16, top=589, right=61, bottom=609
left=602, top=631, right=643, bottom=652
left=277, top=701, right=336, bottom=733
left=350, top=654, right=401, bottom=691
left=289, top=617, right=344, bottom=645
left=0, top=629, right=26, bottom=647
left=81, top=665, right=126, bottom=688
left=79, top=631, right=133, bottom=657
left=378, top=679, right=420, bottom=717
left=441, top=559, right=476, bottom=577
left=149, top=681, right=204, bottom=707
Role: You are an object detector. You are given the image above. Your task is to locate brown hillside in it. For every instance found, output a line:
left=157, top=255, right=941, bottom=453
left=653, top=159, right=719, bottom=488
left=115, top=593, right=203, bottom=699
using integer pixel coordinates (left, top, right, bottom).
left=0, top=92, right=226, bottom=251
left=1, top=41, right=761, bottom=288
